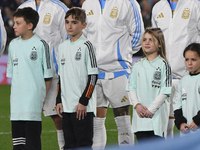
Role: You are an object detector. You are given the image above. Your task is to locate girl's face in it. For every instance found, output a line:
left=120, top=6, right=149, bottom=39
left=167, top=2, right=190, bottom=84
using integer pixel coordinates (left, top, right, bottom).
left=185, top=50, right=200, bottom=74
left=142, top=33, right=160, bottom=56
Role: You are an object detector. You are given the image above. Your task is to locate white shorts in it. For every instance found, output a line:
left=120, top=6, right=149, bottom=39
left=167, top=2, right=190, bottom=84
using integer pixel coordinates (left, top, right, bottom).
left=43, top=77, right=59, bottom=116
left=96, top=75, right=130, bottom=108
left=169, top=79, right=180, bottom=117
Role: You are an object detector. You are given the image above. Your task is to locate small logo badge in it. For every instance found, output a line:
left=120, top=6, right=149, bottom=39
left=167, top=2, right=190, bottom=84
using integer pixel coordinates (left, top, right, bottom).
left=110, top=7, right=118, bottom=19
left=75, top=52, right=81, bottom=61
left=87, top=10, right=94, bottom=16
left=198, top=86, right=200, bottom=94
left=43, top=13, right=51, bottom=24
left=157, top=12, right=164, bottom=19
left=30, top=51, right=38, bottom=61
left=61, top=58, right=65, bottom=65
left=153, top=67, right=161, bottom=80
left=182, top=8, right=190, bottom=19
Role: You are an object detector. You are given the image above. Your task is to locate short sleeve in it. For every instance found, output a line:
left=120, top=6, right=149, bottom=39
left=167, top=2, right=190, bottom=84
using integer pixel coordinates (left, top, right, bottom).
left=41, top=40, right=54, bottom=78
left=173, top=81, right=182, bottom=111
left=126, top=63, right=138, bottom=91
left=160, top=60, right=172, bottom=95
left=84, top=41, right=98, bottom=75
left=6, top=45, right=13, bottom=78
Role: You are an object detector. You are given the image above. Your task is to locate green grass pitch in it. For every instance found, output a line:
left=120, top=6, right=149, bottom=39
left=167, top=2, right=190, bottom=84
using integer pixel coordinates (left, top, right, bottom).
left=0, top=85, right=178, bottom=149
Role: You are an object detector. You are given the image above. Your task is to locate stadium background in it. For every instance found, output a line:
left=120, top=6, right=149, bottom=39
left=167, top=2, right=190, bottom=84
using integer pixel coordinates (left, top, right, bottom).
left=0, top=0, right=182, bottom=149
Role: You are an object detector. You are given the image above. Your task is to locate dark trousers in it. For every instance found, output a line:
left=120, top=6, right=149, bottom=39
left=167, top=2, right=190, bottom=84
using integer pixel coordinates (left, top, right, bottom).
left=135, top=131, right=164, bottom=143
left=62, top=112, right=93, bottom=149
left=11, top=121, right=41, bottom=150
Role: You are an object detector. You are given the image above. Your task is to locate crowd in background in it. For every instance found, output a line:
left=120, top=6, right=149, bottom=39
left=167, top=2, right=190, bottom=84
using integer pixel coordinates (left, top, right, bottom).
left=0, top=0, right=158, bottom=55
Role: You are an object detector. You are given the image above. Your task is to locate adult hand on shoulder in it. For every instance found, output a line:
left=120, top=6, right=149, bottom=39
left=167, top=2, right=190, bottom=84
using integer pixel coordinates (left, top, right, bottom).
left=135, top=104, right=147, bottom=118
left=144, top=109, right=154, bottom=118
left=189, top=121, right=198, bottom=131
left=56, top=103, right=63, bottom=118
left=76, top=103, right=87, bottom=120
left=180, top=123, right=190, bottom=134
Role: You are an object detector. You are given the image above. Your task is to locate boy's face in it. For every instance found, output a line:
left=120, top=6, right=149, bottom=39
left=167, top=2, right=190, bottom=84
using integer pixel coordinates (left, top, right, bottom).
left=65, top=15, right=87, bottom=38
left=13, top=17, right=32, bottom=37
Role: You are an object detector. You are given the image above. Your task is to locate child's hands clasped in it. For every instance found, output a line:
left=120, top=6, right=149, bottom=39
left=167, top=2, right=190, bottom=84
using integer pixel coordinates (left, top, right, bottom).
left=76, top=103, right=87, bottom=120
left=189, top=121, right=198, bottom=131
left=180, top=123, right=190, bottom=133
left=144, top=109, right=154, bottom=118
left=135, top=104, right=147, bottom=118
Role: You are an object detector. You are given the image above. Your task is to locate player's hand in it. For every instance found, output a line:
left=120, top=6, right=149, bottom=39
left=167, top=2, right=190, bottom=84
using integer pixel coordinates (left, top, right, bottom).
left=56, top=103, right=63, bottom=118
left=144, top=109, right=154, bottom=118
left=135, top=104, right=147, bottom=118
left=189, top=121, right=198, bottom=131
left=180, top=123, right=190, bottom=134
left=75, top=103, right=87, bottom=120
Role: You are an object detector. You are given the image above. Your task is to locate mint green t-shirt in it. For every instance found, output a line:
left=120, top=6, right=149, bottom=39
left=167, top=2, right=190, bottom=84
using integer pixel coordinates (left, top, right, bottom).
left=174, top=74, right=200, bottom=127
left=127, top=56, right=171, bottom=137
left=7, top=34, right=54, bottom=121
left=58, top=35, right=98, bottom=113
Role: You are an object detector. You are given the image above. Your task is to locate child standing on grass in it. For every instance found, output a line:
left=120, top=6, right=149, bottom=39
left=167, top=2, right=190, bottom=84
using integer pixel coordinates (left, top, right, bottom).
left=6, top=7, right=54, bottom=150
left=126, top=27, right=172, bottom=142
left=174, top=43, right=200, bottom=135
left=56, top=7, right=98, bottom=149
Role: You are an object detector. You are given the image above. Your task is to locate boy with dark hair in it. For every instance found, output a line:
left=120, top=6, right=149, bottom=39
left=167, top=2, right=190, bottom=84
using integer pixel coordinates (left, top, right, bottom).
left=56, top=7, right=98, bottom=149
left=6, top=7, right=54, bottom=150
left=18, top=1, right=69, bottom=148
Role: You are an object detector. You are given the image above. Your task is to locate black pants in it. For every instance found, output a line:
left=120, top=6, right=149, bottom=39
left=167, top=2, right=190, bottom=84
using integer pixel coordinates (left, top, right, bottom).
left=135, top=131, right=164, bottom=143
left=62, top=112, right=93, bottom=149
left=11, top=121, right=42, bottom=150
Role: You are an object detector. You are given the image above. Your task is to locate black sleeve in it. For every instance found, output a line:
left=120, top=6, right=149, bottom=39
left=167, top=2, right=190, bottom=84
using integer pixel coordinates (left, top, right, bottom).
left=79, top=74, right=98, bottom=106
left=56, top=76, right=61, bottom=105
left=174, top=108, right=187, bottom=130
left=192, top=110, right=200, bottom=126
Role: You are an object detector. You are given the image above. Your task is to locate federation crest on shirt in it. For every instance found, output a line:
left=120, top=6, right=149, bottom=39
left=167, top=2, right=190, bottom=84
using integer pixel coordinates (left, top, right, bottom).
left=110, top=7, right=118, bottom=19
left=75, top=47, right=82, bottom=61
left=30, top=47, right=38, bottom=61
left=43, top=13, right=51, bottom=24
left=198, top=86, right=200, bottom=94
left=182, top=8, right=190, bottom=19
left=152, top=67, right=161, bottom=88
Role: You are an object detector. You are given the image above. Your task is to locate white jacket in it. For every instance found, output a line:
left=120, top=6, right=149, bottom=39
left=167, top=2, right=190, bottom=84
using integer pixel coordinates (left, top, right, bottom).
left=0, top=9, right=7, bottom=57
left=19, top=0, right=68, bottom=75
left=152, top=0, right=200, bottom=79
left=82, top=0, right=144, bottom=79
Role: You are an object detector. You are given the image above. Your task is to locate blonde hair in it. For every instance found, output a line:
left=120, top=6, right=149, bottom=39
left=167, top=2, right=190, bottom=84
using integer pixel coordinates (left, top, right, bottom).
left=142, top=27, right=167, bottom=60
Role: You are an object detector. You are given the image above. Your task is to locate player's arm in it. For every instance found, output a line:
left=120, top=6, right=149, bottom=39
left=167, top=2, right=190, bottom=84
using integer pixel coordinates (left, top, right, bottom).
left=81, top=1, right=88, bottom=38
left=76, top=74, right=98, bottom=120
left=56, top=76, right=63, bottom=118
left=43, top=77, right=52, bottom=110
left=0, top=10, right=7, bottom=57
left=58, top=6, right=69, bottom=41
left=151, top=5, right=158, bottom=27
left=190, top=110, right=200, bottom=131
left=126, top=0, right=144, bottom=54
left=174, top=108, right=187, bottom=130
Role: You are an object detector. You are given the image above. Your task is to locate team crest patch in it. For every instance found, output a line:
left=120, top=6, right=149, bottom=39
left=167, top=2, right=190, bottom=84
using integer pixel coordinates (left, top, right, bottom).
left=153, top=67, right=161, bottom=80
left=152, top=67, right=161, bottom=88
left=182, top=8, right=190, bottom=19
left=198, top=86, right=200, bottom=94
left=75, top=52, right=81, bottom=61
left=43, top=13, right=51, bottom=24
left=61, top=58, right=65, bottom=65
left=30, top=51, right=38, bottom=61
left=110, top=7, right=118, bottom=19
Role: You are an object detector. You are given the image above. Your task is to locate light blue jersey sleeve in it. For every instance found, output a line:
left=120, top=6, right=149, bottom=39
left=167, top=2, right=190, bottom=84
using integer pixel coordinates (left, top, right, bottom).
left=6, top=44, right=13, bottom=78
left=173, top=81, right=182, bottom=111
left=160, top=60, right=172, bottom=95
left=84, top=41, right=98, bottom=75
left=126, top=62, right=138, bottom=91
left=40, top=40, right=54, bottom=78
